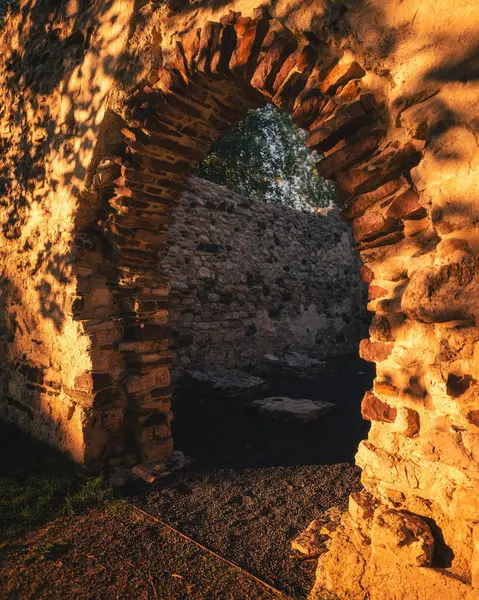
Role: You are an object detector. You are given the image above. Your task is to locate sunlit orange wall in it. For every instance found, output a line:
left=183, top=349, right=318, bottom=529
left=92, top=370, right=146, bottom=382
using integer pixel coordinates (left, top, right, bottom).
left=0, top=0, right=134, bottom=462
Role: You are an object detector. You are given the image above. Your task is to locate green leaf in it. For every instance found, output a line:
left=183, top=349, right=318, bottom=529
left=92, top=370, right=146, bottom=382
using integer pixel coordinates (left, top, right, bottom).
left=198, top=105, right=336, bottom=210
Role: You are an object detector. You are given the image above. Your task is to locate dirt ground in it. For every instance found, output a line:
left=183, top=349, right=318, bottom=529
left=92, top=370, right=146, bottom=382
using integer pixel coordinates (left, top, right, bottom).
left=0, top=354, right=374, bottom=600
left=0, top=506, right=283, bottom=600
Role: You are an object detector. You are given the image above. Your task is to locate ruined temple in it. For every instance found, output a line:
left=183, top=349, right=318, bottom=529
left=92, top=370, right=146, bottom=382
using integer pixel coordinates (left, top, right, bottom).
left=0, top=0, right=478, bottom=597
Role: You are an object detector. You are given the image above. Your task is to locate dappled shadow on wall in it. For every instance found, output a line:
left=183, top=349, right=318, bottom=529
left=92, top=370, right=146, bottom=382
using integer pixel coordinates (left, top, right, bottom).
left=0, top=0, right=141, bottom=456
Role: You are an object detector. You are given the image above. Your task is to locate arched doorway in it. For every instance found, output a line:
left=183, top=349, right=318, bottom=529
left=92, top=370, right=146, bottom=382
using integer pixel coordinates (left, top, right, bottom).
left=1, top=1, right=478, bottom=597
left=81, top=6, right=442, bottom=598
left=95, top=7, right=400, bottom=467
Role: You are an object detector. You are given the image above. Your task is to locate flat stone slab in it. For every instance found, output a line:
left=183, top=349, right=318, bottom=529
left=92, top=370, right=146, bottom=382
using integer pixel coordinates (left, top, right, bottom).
left=263, top=352, right=326, bottom=378
left=180, top=367, right=266, bottom=397
left=246, top=397, right=334, bottom=423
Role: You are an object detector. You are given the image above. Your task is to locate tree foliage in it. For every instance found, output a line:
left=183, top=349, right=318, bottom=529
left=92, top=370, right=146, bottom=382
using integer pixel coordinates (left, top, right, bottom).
left=198, top=105, right=336, bottom=210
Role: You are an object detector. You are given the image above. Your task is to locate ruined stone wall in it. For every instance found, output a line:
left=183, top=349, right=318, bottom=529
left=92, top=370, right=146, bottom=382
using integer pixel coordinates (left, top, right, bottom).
left=166, top=177, right=367, bottom=372
left=1, top=0, right=479, bottom=598
left=0, top=0, right=137, bottom=467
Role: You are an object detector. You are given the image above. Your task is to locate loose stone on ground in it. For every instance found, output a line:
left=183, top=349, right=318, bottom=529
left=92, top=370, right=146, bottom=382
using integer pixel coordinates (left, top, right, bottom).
left=179, top=367, right=266, bottom=397
left=132, top=451, right=191, bottom=484
left=246, top=397, right=335, bottom=423
left=291, top=507, right=343, bottom=557
left=291, top=520, right=325, bottom=557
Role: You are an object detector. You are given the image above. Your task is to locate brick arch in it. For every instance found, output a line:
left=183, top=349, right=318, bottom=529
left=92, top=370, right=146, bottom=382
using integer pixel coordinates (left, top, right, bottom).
left=79, top=5, right=479, bottom=596
left=85, top=7, right=426, bottom=471
left=76, top=9, right=458, bottom=596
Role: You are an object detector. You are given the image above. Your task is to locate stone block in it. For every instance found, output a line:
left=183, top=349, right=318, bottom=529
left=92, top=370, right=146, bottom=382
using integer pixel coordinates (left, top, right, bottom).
left=352, top=211, right=403, bottom=243
left=250, top=34, right=296, bottom=92
left=246, top=396, right=335, bottom=423
left=386, top=189, right=426, bottom=220
left=369, top=314, right=392, bottom=341
left=291, top=519, right=324, bottom=556
left=343, top=177, right=405, bottom=220
left=371, top=507, right=434, bottom=567
left=230, top=17, right=270, bottom=75
left=316, top=129, right=386, bottom=179
left=360, top=264, right=374, bottom=283
left=307, top=100, right=369, bottom=152
left=180, top=367, right=266, bottom=397
left=359, top=339, right=393, bottom=363
left=368, top=285, right=388, bottom=300
left=394, top=407, right=420, bottom=437
left=320, top=61, right=366, bottom=95
left=402, top=261, right=477, bottom=324
left=125, top=367, right=171, bottom=395
left=263, top=352, right=326, bottom=377
left=361, top=391, right=397, bottom=423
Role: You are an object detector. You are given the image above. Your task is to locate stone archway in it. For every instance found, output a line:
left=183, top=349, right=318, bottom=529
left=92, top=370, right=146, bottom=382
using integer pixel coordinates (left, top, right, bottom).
left=99, top=6, right=401, bottom=468
left=1, top=1, right=478, bottom=598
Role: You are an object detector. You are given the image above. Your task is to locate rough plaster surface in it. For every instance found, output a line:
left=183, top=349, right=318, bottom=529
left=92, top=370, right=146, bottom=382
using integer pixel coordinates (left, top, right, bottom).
left=0, top=0, right=479, bottom=597
left=166, top=177, right=366, bottom=373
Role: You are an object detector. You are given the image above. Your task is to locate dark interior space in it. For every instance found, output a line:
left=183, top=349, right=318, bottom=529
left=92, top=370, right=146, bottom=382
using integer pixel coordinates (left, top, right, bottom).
left=172, top=354, right=374, bottom=470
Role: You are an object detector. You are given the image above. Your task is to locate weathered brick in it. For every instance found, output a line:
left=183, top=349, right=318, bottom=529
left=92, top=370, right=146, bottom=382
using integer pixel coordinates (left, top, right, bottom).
left=361, top=391, right=397, bottom=423
left=316, top=129, right=386, bottom=179
left=386, top=189, right=427, bottom=220
left=360, top=265, right=374, bottom=283
left=368, top=285, right=388, bottom=300
left=359, top=339, right=393, bottom=362
left=250, top=34, right=296, bottom=92
left=320, top=62, right=366, bottom=95
left=352, top=211, right=403, bottom=243
left=343, top=178, right=405, bottom=219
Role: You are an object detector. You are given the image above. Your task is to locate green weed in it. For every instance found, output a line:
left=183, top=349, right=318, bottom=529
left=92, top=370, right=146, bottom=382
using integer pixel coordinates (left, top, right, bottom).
left=0, top=420, right=114, bottom=540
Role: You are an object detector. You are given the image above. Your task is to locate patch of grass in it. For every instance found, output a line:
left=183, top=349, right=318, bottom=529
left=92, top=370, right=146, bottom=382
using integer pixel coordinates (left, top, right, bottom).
left=103, top=498, right=130, bottom=517
left=0, top=420, right=114, bottom=540
left=63, top=476, right=113, bottom=516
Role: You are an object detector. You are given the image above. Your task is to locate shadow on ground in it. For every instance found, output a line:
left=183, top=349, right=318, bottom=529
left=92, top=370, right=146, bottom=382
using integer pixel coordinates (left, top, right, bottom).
left=0, top=420, right=111, bottom=541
